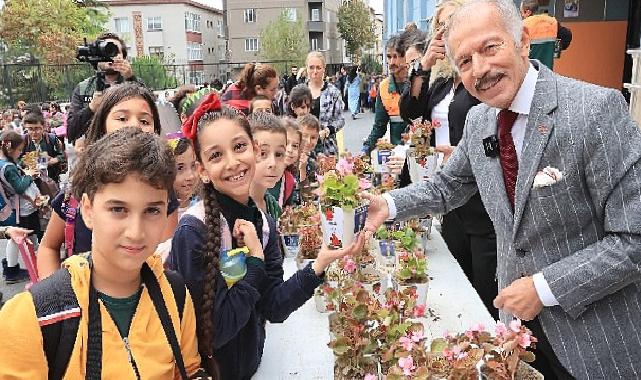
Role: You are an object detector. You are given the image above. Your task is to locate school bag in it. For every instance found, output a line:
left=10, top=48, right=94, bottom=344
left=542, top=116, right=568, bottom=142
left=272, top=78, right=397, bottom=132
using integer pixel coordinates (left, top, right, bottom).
left=0, top=160, right=19, bottom=225
left=30, top=263, right=189, bottom=380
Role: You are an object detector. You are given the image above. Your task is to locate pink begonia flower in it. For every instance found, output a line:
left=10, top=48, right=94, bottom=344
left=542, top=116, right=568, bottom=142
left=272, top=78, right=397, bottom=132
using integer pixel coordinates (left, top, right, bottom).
left=518, top=332, right=533, bottom=348
left=336, top=158, right=354, bottom=176
left=398, top=355, right=415, bottom=376
left=412, top=304, right=426, bottom=318
left=443, top=329, right=452, bottom=339
left=364, top=374, right=377, bottom=380
left=399, top=336, right=413, bottom=351
left=358, top=177, right=372, bottom=190
left=465, top=329, right=475, bottom=339
left=495, top=321, right=508, bottom=337
left=342, top=258, right=357, bottom=274
left=432, top=119, right=442, bottom=128
left=471, top=322, right=486, bottom=332
left=510, top=319, right=522, bottom=333
left=443, top=347, right=453, bottom=360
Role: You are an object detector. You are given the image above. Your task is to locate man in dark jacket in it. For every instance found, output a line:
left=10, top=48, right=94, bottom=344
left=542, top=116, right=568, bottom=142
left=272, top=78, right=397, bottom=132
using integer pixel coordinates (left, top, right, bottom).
left=67, top=32, right=143, bottom=142
left=284, top=66, right=299, bottom=95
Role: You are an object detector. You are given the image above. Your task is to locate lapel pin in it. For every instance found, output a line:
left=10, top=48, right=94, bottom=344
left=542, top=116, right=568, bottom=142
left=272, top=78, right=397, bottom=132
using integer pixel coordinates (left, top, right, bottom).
left=537, top=125, right=549, bottom=134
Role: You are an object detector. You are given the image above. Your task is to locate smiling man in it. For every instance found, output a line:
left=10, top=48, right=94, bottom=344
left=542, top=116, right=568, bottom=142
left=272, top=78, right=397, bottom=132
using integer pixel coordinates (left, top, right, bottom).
left=362, top=0, right=641, bottom=379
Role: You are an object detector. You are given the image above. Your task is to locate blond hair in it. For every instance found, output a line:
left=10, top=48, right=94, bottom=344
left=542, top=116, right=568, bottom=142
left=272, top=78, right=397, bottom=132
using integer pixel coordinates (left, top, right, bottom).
left=429, top=0, right=467, bottom=84
left=306, top=51, right=326, bottom=67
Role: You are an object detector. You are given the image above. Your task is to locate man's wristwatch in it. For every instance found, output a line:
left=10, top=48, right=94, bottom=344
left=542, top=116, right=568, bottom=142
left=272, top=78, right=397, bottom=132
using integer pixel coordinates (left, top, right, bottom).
left=409, top=60, right=430, bottom=79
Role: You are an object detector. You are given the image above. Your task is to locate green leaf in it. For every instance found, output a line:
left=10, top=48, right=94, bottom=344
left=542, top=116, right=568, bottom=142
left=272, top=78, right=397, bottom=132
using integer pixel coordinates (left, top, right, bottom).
left=430, top=338, right=448, bottom=353
left=352, top=304, right=368, bottom=320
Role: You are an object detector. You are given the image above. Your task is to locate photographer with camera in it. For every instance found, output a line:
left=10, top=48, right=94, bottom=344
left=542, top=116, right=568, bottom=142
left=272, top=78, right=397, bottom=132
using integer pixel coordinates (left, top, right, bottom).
left=67, top=32, right=142, bottom=142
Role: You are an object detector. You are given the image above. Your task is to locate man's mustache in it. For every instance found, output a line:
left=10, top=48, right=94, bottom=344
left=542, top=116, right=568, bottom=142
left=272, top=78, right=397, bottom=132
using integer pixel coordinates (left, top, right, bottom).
left=475, top=71, right=505, bottom=91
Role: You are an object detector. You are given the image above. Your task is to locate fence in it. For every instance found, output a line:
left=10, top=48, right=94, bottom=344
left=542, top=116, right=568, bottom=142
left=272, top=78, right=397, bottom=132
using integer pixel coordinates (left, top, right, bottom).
left=0, top=60, right=350, bottom=107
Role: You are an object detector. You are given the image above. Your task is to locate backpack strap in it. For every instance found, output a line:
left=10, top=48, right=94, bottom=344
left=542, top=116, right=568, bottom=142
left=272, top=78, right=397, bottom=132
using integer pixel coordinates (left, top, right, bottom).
left=142, top=264, right=189, bottom=380
left=30, top=268, right=81, bottom=380
left=164, top=268, right=186, bottom=320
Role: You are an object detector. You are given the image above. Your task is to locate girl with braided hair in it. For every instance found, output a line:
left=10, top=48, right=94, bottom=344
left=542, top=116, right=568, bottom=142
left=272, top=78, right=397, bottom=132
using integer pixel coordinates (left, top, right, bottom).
left=167, top=92, right=364, bottom=379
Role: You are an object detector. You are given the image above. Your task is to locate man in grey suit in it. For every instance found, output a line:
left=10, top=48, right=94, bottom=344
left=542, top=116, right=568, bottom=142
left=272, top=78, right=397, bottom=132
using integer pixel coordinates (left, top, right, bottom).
left=363, top=0, right=641, bottom=379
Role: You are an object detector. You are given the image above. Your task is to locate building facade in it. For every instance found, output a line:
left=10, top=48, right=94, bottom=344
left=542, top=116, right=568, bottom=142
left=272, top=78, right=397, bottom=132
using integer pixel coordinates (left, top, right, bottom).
left=101, top=0, right=226, bottom=84
left=226, top=0, right=344, bottom=67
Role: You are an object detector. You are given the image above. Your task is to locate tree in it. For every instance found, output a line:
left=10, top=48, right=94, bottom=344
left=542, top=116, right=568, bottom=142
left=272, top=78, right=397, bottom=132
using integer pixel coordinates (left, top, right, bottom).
left=0, top=0, right=108, bottom=65
left=259, top=9, right=308, bottom=74
left=337, top=0, right=376, bottom=63
left=131, top=56, right=179, bottom=90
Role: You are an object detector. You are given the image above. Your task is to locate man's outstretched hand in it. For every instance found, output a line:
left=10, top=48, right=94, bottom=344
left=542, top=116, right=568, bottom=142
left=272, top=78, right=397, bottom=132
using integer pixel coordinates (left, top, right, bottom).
left=361, top=192, right=390, bottom=235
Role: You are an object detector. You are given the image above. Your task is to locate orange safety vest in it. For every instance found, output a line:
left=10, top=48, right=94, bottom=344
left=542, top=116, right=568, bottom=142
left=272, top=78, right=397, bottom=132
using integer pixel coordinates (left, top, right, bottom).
left=379, top=77, right=401, bottom=117
left=524, top=14, right=558, bottom=41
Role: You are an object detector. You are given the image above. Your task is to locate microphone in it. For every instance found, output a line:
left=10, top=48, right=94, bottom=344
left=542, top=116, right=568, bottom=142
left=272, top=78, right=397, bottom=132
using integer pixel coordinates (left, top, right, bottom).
left=483, top=135, right=499, bottom=157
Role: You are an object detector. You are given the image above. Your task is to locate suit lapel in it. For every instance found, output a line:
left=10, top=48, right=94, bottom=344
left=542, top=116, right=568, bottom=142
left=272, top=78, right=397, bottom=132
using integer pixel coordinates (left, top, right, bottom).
left=512, top=63, right=558, bottom=239
left=480, top=107, right=514, bottom=221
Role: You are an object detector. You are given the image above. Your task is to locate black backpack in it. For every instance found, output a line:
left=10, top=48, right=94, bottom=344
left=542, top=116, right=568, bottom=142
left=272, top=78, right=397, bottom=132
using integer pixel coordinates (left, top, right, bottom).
left=30, top=264, right=188, bottom=380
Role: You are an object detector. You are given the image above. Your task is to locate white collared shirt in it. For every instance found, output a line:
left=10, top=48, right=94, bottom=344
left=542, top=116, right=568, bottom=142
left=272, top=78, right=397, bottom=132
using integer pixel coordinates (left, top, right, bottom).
left=384, top=63, right=559, bottom=307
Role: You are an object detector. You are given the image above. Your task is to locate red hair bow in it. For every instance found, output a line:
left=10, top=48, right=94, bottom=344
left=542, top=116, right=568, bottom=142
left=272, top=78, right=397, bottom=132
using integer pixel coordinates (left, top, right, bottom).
left=181, top=92, right=223, bottom=140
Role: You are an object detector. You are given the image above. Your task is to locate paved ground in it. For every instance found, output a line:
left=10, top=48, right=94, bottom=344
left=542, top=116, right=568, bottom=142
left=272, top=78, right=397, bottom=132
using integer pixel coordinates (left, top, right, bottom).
left=0, top=110, right=379, bottom=306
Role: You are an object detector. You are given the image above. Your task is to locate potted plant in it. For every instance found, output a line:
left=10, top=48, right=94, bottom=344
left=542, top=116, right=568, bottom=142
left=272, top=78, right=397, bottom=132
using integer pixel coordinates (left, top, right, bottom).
left=393, top=249, right=429, bottom=305
left=296, top=224, right=322, bottom=270
left=371, top=139, right=395, bottom=174
left=428, top=320, right=541, bottom=380
left=404, top=120, right=437, bottom=184
left=278, top=203, right=319, bottom=258
left=319, top=167, right=369, bottom=250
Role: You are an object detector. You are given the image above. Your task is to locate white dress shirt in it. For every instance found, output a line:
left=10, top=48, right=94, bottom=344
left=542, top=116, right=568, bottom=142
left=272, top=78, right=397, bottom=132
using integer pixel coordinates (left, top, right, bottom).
left=384, top=63, right=560, bottom=307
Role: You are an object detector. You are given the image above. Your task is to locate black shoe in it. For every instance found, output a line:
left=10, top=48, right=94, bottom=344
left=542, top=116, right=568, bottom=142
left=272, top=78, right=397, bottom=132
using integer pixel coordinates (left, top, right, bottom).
left=4, top=266, right=29, bottom=284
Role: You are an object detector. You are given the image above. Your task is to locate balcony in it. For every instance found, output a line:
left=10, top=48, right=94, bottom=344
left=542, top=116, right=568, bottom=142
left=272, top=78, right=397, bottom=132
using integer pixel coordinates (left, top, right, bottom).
left=307, top=20, right=325, bottom=33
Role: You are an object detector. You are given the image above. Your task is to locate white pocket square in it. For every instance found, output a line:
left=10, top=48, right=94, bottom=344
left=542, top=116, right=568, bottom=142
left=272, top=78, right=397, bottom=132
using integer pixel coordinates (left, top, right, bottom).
left=533, top=166, right=563, bottom=189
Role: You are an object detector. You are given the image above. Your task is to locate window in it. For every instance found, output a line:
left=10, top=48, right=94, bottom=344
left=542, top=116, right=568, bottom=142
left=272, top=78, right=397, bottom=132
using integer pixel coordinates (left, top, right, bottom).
left=186, top=42, right=203, bottom=60
left=244, top=9, right=256, bottom=23
left=327, top=10, right=331, bottom=22
left=189, top=70, right=203, bottom=85
left=114, top=17, right=129, bottom=33
left=311, top=9, right=320, bottom=22
left=149, top=46, right=164, bottom=60
left=310, top=37, right=319, bottom=51
left=185, top=12, right=201, bottom=32
left=286, top=8, right=297, bottom=22
left=147, top=16, right=162, bottom=31
left=217, top=20, right=223, bottom=36
left=220, top=45, right=226, bottom=60
left=245, top=38, right=258, bottom=52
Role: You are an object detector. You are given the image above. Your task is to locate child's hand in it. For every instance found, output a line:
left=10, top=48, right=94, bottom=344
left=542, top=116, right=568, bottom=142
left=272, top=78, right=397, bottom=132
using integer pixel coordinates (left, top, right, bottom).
left=312, top=233, right=366, bottom=276
left=24, top=168, right=39, bottom=178
left=232, top=219, right=264, bottom=259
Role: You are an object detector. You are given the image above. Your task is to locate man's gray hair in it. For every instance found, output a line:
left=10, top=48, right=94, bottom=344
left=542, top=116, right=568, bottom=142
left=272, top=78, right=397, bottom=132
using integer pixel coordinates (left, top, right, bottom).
left=444, top=0, right=524, bottom=66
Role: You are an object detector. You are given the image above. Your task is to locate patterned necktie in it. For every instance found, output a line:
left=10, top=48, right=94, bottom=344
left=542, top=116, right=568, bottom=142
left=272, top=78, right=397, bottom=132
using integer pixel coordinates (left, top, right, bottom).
left=498, top=109, right=519, bottom=209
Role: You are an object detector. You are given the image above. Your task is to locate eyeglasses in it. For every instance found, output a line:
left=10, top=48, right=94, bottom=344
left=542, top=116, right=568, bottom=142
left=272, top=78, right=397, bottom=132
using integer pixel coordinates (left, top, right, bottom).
left=454, top=40, right=507, bottom=73
left=26, top=127, right=43, bottom=132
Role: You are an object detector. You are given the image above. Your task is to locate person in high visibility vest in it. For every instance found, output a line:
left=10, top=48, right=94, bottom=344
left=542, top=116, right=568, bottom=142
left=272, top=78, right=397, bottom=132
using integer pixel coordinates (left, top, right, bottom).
left=361, top=35, right=408, bottom=154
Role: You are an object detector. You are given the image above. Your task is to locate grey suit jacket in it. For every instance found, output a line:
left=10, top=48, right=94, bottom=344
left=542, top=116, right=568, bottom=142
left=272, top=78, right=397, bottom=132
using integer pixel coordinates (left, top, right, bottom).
left=390, top=61, right=641, bottom=379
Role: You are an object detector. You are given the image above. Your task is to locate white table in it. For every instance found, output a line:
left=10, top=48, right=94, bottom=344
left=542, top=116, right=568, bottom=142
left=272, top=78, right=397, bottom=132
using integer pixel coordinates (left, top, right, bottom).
left=253, top=228, right=496, bottom=379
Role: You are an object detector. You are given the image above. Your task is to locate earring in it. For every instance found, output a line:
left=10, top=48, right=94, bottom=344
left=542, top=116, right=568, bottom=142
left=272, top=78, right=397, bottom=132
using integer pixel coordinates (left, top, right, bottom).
left=201, top=177, right=210, bottom=183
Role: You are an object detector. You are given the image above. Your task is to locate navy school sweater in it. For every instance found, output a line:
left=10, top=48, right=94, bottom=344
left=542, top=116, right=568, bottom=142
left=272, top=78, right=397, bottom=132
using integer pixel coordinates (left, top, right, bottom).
left=168, top=211, right=324, bottom=380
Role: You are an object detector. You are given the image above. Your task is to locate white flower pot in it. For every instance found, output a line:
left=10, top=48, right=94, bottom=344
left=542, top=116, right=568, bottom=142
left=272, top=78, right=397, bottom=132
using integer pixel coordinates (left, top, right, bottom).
left=320, top=205, right=368, bottom=249
left=393, top=278, right=429, bottom=305
left=280, top=233, right=300, bottom=258
left=371, top=149, right=392, bottom=173
left=314, top=292, right=328, bottom=313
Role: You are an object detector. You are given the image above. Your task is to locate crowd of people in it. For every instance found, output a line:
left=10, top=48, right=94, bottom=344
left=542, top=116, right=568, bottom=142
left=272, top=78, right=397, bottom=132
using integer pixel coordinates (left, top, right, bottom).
left=0, top=0, right=638, bottom=379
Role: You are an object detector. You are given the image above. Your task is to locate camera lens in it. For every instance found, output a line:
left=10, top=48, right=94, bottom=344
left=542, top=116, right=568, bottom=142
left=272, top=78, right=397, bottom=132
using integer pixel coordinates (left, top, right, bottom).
left=100, top=41, right=119, bottom=58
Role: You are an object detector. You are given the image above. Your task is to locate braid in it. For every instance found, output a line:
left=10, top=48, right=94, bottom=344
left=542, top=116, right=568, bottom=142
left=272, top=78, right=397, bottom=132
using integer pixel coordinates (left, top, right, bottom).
left=199, top=182, right=222, bottom=375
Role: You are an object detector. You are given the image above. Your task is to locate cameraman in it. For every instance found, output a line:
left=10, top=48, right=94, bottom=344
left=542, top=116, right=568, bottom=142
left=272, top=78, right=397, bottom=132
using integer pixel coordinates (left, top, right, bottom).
left=67, top=32, right=142, bottom=142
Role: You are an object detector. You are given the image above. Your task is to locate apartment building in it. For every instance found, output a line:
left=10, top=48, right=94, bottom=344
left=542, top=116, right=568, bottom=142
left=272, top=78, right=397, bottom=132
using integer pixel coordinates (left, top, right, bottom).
left=226, top=0, right=345, bottom=67
left=101, top=0, right=227, bottom=84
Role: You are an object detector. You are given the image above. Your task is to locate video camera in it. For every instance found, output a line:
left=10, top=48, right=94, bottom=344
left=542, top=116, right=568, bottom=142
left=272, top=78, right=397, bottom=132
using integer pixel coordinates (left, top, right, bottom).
left=76, top=38, right=121, bottom=91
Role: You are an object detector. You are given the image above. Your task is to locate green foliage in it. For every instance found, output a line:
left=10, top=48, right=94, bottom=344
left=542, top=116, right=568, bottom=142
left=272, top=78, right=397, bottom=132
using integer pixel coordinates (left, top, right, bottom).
left=0, top=0, right=108, bottom=64
left=259, top=9, right=308, bottom=74
left=395, top=250, right=428, bottom=283
left=360, top=54, right=382, bottom=74
left=376, top=225, right=418, bottom=251
left=320, top=172, right=360, bottom=210
left=131, top=56, right=179, bottom=90
left=337, top=0, right=376, bottom=63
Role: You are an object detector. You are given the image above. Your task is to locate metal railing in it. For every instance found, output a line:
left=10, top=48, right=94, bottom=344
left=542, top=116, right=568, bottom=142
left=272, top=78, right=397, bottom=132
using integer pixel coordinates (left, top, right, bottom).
left=0, top=60, right=350, bottom=107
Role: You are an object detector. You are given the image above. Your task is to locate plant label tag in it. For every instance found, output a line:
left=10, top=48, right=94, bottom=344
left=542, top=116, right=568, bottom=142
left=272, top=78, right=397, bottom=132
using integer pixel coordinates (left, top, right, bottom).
left=353, top=205, right=368, bottom=233
left=379, top=240, right=396, bottom=257
left=283, top=234, right=299, bottom=247
left=371, top=149, right=391, bottom=173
